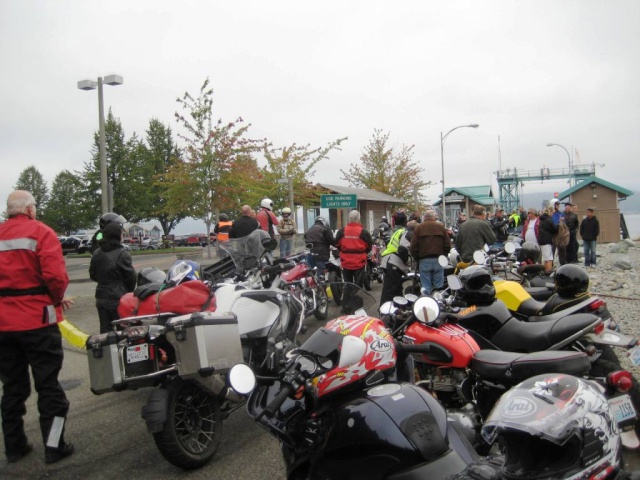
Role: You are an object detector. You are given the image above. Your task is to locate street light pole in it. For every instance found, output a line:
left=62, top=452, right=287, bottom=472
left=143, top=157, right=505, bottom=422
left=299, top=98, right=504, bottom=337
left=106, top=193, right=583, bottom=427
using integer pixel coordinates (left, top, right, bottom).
left=546, top=143, right=572, bottom=187
left=78, top=74, right=124, bottom=214
left=440, top=124, right=479, bottom=226
left=277, top=176, right=294, bottom=215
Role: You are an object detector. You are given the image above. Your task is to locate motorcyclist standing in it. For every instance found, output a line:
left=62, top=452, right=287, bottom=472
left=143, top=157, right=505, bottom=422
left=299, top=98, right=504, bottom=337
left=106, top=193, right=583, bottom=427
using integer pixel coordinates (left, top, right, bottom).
left=89, top=212, right=127, bottom=254
left=379, top=212, right=410, bottom=305
left=304, top=216, right=335, bottom=272
left=490, top=208, right=509, bottom=248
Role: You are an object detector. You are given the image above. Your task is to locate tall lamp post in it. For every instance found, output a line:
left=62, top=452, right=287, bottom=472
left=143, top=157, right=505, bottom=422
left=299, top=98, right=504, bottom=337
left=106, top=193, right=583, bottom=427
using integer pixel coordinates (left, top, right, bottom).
left=277, top=176, right=295, bottom=215
left=546, top=143, right=572, bottom=187
left=440, top=123, right=479, bottom=226
left=78, top=74, right=124, bottom=214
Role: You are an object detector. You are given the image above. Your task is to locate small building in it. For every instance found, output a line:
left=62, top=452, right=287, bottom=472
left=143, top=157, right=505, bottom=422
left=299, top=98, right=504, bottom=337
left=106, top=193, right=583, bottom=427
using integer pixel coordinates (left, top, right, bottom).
left=558, top=176, right=633, bottom=244
left=312, top=184, right=407, bottom=232
left=432, top=185, right=496, bottom=226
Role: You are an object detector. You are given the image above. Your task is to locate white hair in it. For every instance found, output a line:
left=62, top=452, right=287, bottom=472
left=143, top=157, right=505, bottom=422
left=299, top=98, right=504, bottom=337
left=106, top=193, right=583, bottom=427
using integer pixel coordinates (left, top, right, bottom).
left=7, top=190, right=34, bottom=216
left=348, top=210, right=360, bottom=222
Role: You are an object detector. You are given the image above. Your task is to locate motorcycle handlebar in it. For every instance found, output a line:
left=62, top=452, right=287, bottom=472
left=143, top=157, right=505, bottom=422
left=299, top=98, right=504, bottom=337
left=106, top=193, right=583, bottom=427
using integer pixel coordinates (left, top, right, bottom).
left=262, top=262, right=296, bottom=274
left=262, top=383, right=295, bottom=418
left=396, top=343, right=431, bottom=354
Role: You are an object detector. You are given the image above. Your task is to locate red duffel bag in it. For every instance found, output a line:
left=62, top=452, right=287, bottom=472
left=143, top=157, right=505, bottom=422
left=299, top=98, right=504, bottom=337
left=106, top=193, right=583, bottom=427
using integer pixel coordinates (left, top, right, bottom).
left=118, top=280, right=216, bottom=318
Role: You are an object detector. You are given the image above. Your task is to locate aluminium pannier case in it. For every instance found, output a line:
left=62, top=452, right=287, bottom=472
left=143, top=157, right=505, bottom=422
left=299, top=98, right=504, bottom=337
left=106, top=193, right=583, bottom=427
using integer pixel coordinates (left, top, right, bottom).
left=165, top=311, right=243, bottom=377
left=86, top=331, right=125, bottom=394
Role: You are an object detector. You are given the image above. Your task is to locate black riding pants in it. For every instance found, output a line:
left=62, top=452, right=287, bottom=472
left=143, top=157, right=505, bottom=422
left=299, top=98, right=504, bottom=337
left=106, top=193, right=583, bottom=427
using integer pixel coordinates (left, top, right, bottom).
left=0, top=324, right=70, bottom=453
left=380, top=265, right=404, bottom=306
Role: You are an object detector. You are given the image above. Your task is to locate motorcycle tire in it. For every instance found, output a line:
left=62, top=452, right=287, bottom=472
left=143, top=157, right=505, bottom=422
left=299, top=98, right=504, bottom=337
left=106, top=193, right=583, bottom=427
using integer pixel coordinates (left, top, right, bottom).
left=328, top=272, right=343, bottom=306
left=590, top=359, right=640, bottom=440
left=153, top=380, right=223, bottom=470
left=314, top=286, right=329, bottom=320
left=363, top=265, right=372, bottom=291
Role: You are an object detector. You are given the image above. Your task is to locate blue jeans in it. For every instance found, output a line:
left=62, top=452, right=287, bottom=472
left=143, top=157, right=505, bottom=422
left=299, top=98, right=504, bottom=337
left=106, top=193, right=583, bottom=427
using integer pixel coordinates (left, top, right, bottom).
left=418, top=258, right=444, bottom=295
left=279, top=238, right=292, bottom=258
left=583, top=240, right=597, bottom=266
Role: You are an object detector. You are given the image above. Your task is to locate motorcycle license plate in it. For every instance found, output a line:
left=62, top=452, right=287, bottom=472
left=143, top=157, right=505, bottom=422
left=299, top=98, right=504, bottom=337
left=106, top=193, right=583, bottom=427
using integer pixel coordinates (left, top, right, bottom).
left=628, top=345, right=640, bottom=367
left=609, top=394, right=637, bottom=425
left=126, top=344, right=149, bottom=364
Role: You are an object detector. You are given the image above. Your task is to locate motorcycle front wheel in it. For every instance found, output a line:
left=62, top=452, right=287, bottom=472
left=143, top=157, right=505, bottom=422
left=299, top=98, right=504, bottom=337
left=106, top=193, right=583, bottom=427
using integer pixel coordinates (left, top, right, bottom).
left=314, top=286, right=329, bottom=320
left=153, top=379, right=223, bottom=470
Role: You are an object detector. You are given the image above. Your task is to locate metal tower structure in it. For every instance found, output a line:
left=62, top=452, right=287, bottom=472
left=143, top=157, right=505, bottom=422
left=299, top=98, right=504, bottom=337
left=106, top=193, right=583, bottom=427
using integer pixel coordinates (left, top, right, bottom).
left=496, top=163, right=598, bottom=212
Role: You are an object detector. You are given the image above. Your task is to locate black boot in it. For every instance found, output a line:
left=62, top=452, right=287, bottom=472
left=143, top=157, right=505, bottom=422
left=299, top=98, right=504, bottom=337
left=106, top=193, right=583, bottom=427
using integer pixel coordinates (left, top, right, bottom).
left=6, top=442, right=33, bottom=463
left=45, top=443, right=74, bottom=464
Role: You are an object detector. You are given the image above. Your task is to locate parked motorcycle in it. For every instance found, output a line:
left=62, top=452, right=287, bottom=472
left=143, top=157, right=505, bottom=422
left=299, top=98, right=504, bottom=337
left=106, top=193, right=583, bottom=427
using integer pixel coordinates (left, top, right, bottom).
left=273, top=250, right=330, bottom=321
left=85, top=259, right=305, bottom=469
left=227, top=294, right=480, bottom=479
left=381, top=294, right=640, bottom=451
left=364, top=240, right=384, bottom=290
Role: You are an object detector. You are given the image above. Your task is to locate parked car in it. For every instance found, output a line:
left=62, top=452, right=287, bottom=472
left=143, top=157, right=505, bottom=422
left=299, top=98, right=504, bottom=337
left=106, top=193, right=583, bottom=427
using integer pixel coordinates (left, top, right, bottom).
left=60, top=236, right=82, bottom=255
left=76, top=238, right=92, bottom=254
left=141, top=238, right=160, bottom=250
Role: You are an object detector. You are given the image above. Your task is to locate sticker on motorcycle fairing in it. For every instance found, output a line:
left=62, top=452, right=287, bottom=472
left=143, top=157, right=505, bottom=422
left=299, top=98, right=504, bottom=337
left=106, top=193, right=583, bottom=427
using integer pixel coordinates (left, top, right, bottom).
left=459, top=305, right=477, bottom=316
left=501, top=397, right=537, bottom=418
left=370, top=339, right=392, bottom=352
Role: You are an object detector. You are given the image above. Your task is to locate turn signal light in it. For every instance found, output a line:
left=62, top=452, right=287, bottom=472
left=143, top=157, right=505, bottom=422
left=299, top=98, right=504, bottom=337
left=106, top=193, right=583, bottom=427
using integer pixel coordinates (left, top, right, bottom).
left=607, top=370, right=633, bottom=393
left=593, top=321, right=605, bottom=335
left=588, top=299, right=606, bottom=311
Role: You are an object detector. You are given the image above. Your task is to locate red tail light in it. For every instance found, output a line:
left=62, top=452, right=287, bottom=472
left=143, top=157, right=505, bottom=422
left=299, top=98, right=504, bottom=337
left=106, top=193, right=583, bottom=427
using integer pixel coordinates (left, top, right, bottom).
left=588, top=299, right=606, bottom=311
left=593, top=320, right=605, bottom=335
left=607, top=370, right=633, bottom=393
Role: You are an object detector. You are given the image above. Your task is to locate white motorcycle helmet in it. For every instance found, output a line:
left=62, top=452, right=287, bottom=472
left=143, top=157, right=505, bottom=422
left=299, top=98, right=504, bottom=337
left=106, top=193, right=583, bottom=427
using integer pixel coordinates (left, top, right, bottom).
left=483, top=374, right=621, bottom=480
left=261, top=198, right=274, bottom=210
left=448, top=248, right=460, bottom=266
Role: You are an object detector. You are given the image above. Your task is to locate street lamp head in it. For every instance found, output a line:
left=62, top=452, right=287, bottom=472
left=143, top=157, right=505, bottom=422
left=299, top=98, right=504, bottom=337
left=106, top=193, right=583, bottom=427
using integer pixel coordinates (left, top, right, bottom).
left=77, top=80, right=98, bottom=91
left=546, top=143, right=554, bottom=147
left=104, top=74, right=124, bottom=86
left=469, top=124, right=479, bottom=128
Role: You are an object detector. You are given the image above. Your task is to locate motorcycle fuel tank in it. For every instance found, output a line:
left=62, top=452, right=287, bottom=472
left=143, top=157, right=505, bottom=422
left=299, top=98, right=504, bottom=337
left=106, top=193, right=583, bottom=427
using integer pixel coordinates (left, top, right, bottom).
left=214, top=285, right=282, bottom=337
left=280, top=263, right=308, bottom=283
left=403, top=323, right=480, bottom=368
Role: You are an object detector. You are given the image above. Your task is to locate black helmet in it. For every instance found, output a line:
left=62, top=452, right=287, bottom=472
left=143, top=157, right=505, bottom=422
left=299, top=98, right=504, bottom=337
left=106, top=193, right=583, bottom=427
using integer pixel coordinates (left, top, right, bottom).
left=394, top=212, right=407, bottom=226
left=459, top=266, right=495, bottom=306
left=99, top=212, right=127, bottom=229
left=555, top=264, right=589, bottom=297
left=137, top=267, right=165, bottom=286
left=518, top=241, right=541, bottom=264
left=219, top=213, right=229, bottom=221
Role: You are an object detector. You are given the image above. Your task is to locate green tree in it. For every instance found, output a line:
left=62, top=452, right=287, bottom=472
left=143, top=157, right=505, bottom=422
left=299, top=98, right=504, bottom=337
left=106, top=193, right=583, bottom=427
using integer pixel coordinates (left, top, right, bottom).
left=41, top=170, right=93, bottom=234
left=166, top=78, right=264, bottom=253
left=14, top=165, right=49, bottom=208
left=261, top=138, right=347, bottom=211
left=145, top=119, right=187, bottom=234
left=341, top=129, right=431, bottom=204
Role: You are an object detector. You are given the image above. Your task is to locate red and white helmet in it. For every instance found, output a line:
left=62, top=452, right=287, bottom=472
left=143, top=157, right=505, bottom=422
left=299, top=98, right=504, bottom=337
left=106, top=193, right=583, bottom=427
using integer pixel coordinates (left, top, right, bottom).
left=311, top=315, right=396, bottom=398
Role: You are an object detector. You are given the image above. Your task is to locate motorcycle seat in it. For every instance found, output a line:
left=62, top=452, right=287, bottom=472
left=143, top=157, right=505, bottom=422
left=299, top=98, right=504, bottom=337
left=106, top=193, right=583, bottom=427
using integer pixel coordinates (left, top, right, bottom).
left=520, top=293, right=592, bottom=319
left=491, top=312, right=599, bottom=352
left=471, top=350, right=590, bottom=383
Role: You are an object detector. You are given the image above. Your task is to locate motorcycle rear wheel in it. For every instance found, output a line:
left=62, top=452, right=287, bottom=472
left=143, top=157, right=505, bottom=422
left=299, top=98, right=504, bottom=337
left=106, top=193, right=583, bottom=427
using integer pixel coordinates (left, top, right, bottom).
left=363, top=264, right=372, bottom=291
left=328, top=272, right=343, bottom=306
left=153, top=380, right=223, bottom=470
left=314, top=286, right=329, bottom=320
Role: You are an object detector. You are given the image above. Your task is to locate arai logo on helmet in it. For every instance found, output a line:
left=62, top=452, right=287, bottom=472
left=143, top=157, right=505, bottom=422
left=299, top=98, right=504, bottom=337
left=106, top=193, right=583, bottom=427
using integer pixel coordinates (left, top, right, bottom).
left=370, top=339, right=392, bottom=352
left=502, top=397, right=537, bottom=417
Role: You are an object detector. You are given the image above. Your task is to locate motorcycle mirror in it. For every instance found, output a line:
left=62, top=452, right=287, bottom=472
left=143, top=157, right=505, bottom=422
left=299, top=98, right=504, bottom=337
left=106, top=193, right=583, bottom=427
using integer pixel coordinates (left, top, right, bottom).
left=244, top=256, right=258, bottom=270
left=228, top=364, right=257, bottom=395
left=438, top=255, right=449, bottom=267
left=473, top=250, right=486, bottom=265
left=392, top=296, right=408, bottom=307
left=338, top=336, right=367, bottom=368
left=413, top=297, right=440, bottom=324
left=379, top=301, right=395, bottom=315
left=448, top=275, right=463, bottom=290
left=504, top=242, right=516, bottom=254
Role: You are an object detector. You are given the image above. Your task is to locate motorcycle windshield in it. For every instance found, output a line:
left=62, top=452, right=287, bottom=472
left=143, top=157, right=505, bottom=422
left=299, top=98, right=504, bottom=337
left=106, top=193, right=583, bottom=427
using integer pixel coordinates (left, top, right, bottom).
left=298, top=328, right=344, bottom=361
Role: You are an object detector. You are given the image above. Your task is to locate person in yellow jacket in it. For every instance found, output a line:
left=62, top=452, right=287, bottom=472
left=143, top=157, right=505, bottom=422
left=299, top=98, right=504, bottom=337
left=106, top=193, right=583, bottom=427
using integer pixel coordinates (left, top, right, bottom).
left=379, top=212, right=410, bottom=305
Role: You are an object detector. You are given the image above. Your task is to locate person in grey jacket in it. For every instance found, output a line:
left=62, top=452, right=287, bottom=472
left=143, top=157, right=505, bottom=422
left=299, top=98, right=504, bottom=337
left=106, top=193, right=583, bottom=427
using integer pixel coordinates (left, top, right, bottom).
left=89, top=222, right=137, bottom=333
left=304, top=216, right=335, bottom=272
left=455, top=205, right=496, bottom=263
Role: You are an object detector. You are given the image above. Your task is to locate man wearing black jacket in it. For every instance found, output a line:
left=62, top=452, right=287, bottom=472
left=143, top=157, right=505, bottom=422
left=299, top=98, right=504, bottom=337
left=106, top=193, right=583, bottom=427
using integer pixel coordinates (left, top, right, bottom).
left=229, top=205, right=259, bottom=239
left=580, top=207, right=600, bottom=268
left=564, top=202, right=580, bottom=263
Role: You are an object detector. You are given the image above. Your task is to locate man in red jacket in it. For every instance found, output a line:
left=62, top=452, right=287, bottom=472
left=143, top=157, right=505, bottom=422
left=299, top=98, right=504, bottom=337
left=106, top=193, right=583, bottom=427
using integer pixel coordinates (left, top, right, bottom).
left=336, top=210, right=372, bottom=314
left=0, top=190, right=74, bottom=464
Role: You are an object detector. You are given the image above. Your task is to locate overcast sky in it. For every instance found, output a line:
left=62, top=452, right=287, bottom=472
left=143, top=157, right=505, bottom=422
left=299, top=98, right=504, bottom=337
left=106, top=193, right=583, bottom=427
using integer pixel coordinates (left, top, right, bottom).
left=1, top=0, right=639, bottom=233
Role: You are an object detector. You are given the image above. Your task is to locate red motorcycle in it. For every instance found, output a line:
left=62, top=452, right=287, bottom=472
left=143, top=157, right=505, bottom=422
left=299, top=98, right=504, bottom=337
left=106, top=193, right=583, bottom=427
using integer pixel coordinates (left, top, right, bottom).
left=381, top=294, right=640, bottom=451
left=274, top=252, right=329, bottom=320
left=364, top=242, right=384, bottom=291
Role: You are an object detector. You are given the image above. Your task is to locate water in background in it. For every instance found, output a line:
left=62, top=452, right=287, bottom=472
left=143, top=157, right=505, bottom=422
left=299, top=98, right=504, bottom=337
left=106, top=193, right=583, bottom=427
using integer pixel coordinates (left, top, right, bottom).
left=624, top=213, right=640, bottom=239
